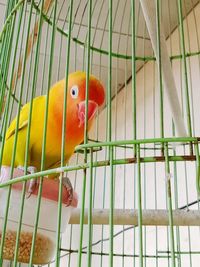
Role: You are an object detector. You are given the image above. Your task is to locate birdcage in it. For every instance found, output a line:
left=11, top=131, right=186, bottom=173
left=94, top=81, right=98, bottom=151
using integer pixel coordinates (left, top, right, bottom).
left=1, top=0, right=200, bottom=266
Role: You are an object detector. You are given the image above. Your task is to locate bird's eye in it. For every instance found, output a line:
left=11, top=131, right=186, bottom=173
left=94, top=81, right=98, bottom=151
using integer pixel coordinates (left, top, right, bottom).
left=70, top=85, right=79, bottom=99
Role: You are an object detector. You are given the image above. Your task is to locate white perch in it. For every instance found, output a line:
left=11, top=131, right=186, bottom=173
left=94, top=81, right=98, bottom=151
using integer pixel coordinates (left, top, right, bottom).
left=139, top=0, right=187, bottom=137
left=69, top=209, right=200, bottom=226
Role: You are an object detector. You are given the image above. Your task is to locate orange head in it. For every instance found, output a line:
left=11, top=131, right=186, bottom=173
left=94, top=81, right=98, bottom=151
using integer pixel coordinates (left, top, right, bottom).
left=49, top=71, right=105, bottom=147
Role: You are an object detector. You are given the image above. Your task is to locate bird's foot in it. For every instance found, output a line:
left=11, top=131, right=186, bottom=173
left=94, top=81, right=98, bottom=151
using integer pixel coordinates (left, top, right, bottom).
left=17, top=166, right=38, bottom=198
left=61, top=175, right=74, bottom=207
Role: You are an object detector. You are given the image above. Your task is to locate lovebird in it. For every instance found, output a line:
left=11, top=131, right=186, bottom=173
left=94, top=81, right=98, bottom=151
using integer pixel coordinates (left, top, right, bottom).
left=1, top=71, right=105, bottom=204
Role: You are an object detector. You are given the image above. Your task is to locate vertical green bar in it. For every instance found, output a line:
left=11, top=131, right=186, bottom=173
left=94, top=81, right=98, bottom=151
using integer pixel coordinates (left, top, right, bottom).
left=13, top=0, right=46, bottom=264
left=164, top=142, right=176, bottom=267
left=109, top=146, right=114, bottom=267
left=0, top=0, right=17, bottom=115
left=177, top=0, right=192, bottom=138
left=0, top=0, right=25, bottom=168
left=172, top=125, right=182, bottom=267
left=60, top=3, right=73, bottom=166
left=156, top=0, right=164, bottom=145
left=87, top=149, right=94, bottom=267
left=56, top=0, right=73, bottom=266
left=4, top=0, right=13, bottom=20
left=108, top=0, right=112, bottom=142
left=28, top=0, right=58, bottom=265
left=194, top=143, right=200, bottom=195
left=136, top=144, right=143, bottom=267
left=83, top=1, right=92, bottom=142
left=108, top=0, right=114, bottom=267
left=0, top=0, right=14, bottom=66
left=78, top=0, right=92, bottom=265
left=54, top=5, right=72, bottom=267
left=0, top=0, right=12, bottom=68
left=131, top=0, right=136, bottom=156
left=0, top=0, right=34, bottom=264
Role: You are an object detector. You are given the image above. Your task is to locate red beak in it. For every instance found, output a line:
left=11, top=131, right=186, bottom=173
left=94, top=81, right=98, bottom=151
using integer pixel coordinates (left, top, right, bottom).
left=77, top=100, right=98, bottom=127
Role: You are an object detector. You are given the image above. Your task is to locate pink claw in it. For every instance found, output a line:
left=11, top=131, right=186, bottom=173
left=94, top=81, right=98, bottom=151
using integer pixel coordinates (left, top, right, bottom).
left=62, top=177, right=76, bottom=207
left=26, top=179, right=40, bottom=198
left=70, top=191, right=78, bottom=208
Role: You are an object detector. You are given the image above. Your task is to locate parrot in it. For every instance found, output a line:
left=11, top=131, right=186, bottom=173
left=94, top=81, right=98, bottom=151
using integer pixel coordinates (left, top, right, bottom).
left=0, top=71, right=105, bottom=205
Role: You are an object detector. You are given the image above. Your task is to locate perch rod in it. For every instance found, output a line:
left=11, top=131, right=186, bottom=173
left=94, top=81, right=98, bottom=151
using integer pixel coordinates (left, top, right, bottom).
left=69, top=209, right=200, bottom=226
left=139, top=0, right=187, bottom=137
